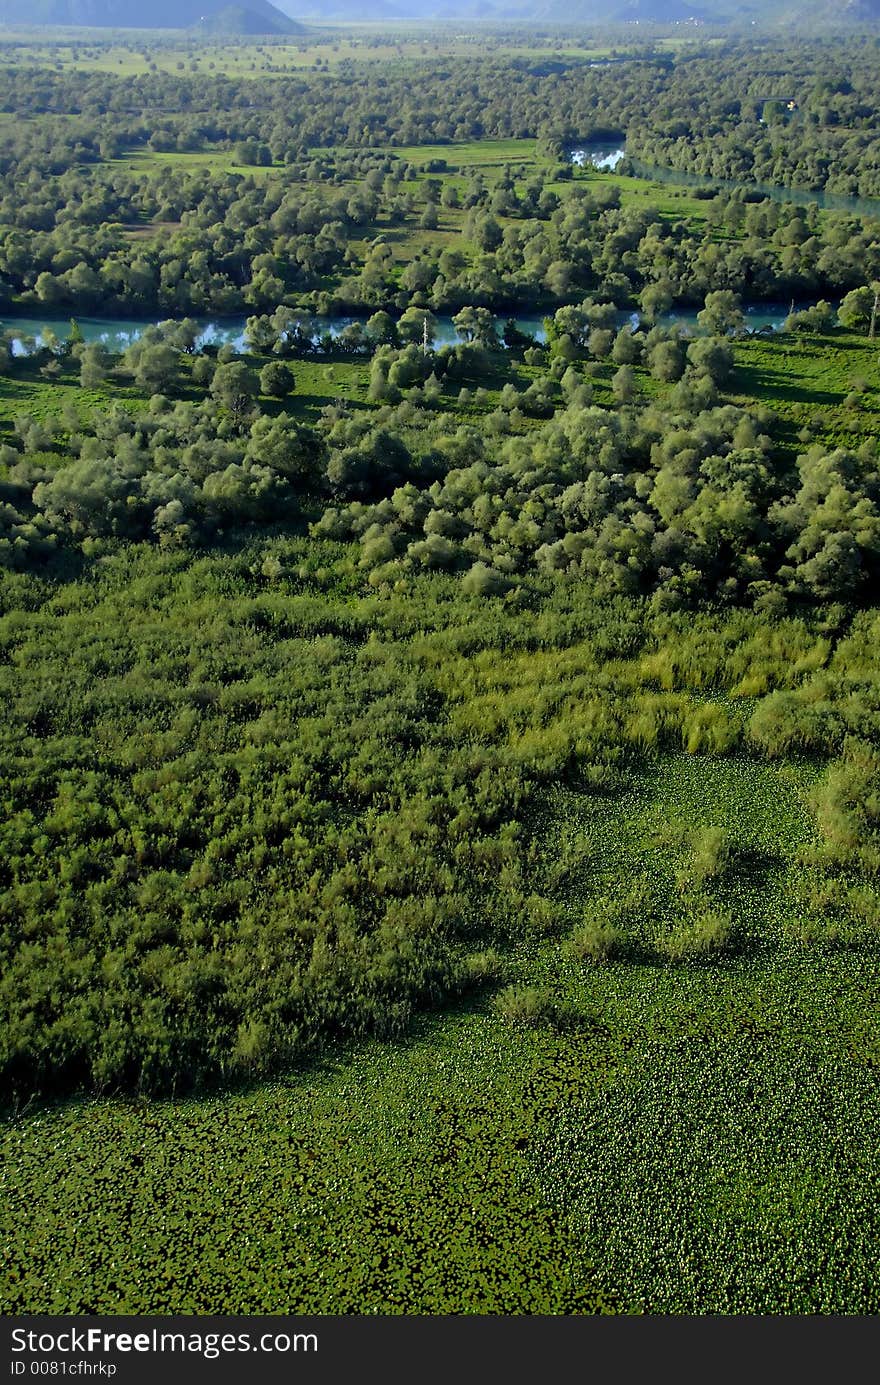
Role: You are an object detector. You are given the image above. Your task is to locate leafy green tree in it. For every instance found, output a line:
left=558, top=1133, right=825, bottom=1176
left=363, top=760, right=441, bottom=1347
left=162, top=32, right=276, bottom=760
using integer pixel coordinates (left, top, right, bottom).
left=452, top=307, right=499, bottom=349
left=611, top=364, right=635, bottom=402
left=211, top=361, right=259, bottom=418
left=648, top=339, right=685, bottom=383
left=245, top=414, right=319, bottom=485
left=612, top=327, right=641, bottom=365
left=839, top=285, right=879, bottom=335
left=365, top=312, right=398, bottom=347
left=397, top=308, right=438, bottom=346
left=588, top=328, right=614, bottom=361
left=686, top=336, right=735, bottom=383
left=132, top=343, right=178, bottom=394
left=79, top=342, right=110, bottom=390
left=697, top=291, right=745, bottom=336
left=259, top=361, right=295, bottom=399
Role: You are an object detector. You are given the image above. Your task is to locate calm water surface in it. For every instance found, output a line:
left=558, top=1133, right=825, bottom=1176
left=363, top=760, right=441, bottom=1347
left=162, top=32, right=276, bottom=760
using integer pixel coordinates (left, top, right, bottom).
left=569, top=142, right=880, bottom=219
left=0, top=302, right=807, bottom=356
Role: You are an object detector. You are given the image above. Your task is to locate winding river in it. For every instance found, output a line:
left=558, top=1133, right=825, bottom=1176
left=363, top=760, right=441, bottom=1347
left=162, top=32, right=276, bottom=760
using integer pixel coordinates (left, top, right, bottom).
left=4, top=139, right=867, bottom=356
left=569, top=142, right=880, bottom=220
left=0, top=143, right=872, bottom=358
left=0, top=301, right=806, bottom=358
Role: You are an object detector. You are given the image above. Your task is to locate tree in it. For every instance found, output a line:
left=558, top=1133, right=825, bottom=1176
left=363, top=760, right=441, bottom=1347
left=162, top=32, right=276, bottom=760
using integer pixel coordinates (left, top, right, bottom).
left=211, top=361, right=258, bottom=420
left=612, top=327, right=641, bottom=365
left=79, top=342, right=109, bottom=390
left=611, top=365, right=635, bottom=403
left=420, top=203, right=439, bottom=230
left=34, top=271, right=64, bottom=306
left=245, top=414, right=317, bottom=484
left=785, top=300, right=836, bottom=334
left=63, top=262, right=103, bottom=310
left=365, top=312, right=398, bottom=347
left=452, top=307, right=499, bottom=349
left=260, top=361, right=294, bottom=399
left=697, top=290, right=745, bottom=337
left=397, top=308, right=438, bottom=346
left=838, top=285, right=879, bottom=336
left=191, top=355, right=215, bottom=387
left=132, top=343, right=178, bottom=394
left=32, top=457, right=140, bottom=537
left=588, top=328, right=614, bottom=360
left=244, top=314, right=278, bottom=353
left=66, top=319, right=85, bottom=355
left=648, top=339, right=685, bottom=383
left=368, top=354, right=396, bottom=404
left=686, top=336, right=734, bottom=383
left=472, top=214, right=503, bottom=252
left=640, top=280, right=673, bottom=323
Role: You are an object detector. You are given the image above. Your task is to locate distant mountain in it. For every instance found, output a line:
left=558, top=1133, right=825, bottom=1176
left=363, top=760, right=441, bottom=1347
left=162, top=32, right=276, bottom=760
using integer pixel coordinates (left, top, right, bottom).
left=275, top=0, right=880, bottom=25
left=594, top=2, right=723, bottom=19
left=833, top=0, right=880, bottom=19
left=1, top=0, right=303, bottom=33
left=5, top=0, right=878, bottom=33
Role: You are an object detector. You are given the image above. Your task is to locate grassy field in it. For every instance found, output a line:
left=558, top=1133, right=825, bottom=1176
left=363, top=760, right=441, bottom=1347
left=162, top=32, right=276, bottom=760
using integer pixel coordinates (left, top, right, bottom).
left=731, top=329, right=880, bottom=452
left=0, top=34, right=624, bottom=79
left=0, top=364, right=144, bottom=434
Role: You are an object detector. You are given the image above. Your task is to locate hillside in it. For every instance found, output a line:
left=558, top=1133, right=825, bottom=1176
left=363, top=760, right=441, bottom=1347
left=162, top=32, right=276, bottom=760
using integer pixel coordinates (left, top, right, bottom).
left=8, top=0, right=876, bottom=30
left=275, top=0, right=880, bottom=26
left=1, top=0, right=303, bottom=33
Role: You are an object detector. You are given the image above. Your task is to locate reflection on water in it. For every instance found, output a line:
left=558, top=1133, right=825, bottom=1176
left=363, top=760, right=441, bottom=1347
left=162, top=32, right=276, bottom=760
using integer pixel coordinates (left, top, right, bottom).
left=569, top=144, right=626, bottom=171
left=565, top=141, right=880, bottom=219
left=627, top=157, right=880, bottom=219
left=0, top=314, right=547, bottom=356
left=0, top=300, right=812, bottom=358
left=0, top=316, right=251, bottom=357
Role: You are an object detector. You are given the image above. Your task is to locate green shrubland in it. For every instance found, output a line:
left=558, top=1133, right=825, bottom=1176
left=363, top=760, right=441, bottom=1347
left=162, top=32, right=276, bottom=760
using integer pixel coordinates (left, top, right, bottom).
left=3, top=25, right=880, bottom=1317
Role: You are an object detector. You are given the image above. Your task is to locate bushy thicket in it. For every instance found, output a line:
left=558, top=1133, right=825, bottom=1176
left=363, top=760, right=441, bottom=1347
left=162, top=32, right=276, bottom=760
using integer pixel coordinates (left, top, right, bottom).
left=4, top=38, right=880, bottom=197
left=0, top=551, right=539, bottom=1097
left=316, top=397, right=880, bottom=607
left=3, top=540, right=879, bottom=1100
left=1, top=124, right=878, bottom=319
left=4, top=312, right=879, bottom=611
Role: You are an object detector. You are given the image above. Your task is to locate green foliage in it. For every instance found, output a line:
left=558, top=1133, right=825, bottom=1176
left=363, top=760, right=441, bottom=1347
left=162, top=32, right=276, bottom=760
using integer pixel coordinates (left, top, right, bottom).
left=677, top=825, right=733, bottom=889
left=809, top=741, right=880, bottom=874
left=4, top=28, right=880, bottom=1319
left=655, top=910, right=732, bottom=961
left=4, top=749, right=880, bottom=1315
left=0, top=547, right=541, bottom=1097
left=839, top=286, right=877, bottom=334
left=456, top=948, right=504, bottom=988
left=7, top=551, right=869, bottom=1101
left=259, top=359, right=294, bottom=399
left=493, top=985, right=555, bottom=1027
left=565, top=917, right=622, bottom=962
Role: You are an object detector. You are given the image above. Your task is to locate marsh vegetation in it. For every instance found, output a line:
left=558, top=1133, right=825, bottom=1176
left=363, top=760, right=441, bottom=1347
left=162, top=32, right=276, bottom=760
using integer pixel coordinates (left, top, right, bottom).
left=2, top=22, right=880, bottom=1316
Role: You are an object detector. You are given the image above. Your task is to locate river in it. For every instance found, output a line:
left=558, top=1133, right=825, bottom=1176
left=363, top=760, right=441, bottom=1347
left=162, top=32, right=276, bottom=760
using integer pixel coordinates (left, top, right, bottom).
left=3, top=139, right=861, bottom=356
left=569, top=143, right=626, bottom=171
left=569, top=141, right=880, bottom=219
left=0, top=301, right=807, bottom=358
left=0, top=149, right=871, bottom=360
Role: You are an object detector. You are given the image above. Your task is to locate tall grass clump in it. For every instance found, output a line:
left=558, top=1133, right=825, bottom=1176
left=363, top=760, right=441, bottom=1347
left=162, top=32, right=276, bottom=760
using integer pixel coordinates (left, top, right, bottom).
left=677, top=825, right=733, bottom=890
left=565, top=917, right=622, bottom=962
left=656, top=909, right=732, bottom=961
left=493, top=985, right=555, bottom=1027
